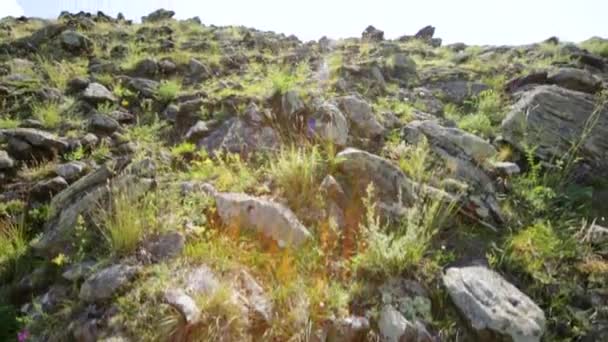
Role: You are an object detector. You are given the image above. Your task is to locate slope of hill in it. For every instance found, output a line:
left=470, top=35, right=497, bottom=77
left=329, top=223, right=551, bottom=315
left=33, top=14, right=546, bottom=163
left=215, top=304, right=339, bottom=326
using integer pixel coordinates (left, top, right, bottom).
left=1, top=9, right=608, bottom=342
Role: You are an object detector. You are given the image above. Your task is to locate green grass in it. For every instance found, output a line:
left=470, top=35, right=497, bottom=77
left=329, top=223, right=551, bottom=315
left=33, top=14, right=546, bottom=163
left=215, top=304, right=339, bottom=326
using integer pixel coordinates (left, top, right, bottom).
left=580, top=37, right=608, bottom=58
left=187, top=151, right=259, bottom=192
left=505, top=221, right=574, bottom=284
left=0, top=220, right=28, bottom=279
left=0, top=117, right=20, bottom=129
left=97, top=189, right=158, bottom=256
left=36, top=56, right=88, bottom=90
left=266, top=145, right=323, bottom=211
left=31, top=101, right=62, bottom=129
left=170, top=141, right=196, bottom=159
left=156, top=80, right=182, bottom=102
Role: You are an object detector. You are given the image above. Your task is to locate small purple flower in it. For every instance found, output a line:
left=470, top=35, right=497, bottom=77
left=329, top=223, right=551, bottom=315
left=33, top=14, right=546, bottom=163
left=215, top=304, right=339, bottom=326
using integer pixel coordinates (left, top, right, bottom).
left=17, top=329, right=30, bottom=342
left=307, top=117, right=317, bottom=137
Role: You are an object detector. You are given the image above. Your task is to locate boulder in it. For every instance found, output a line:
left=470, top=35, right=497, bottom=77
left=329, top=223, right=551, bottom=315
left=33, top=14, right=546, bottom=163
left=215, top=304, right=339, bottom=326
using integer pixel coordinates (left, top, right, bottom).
left=60, top=30, right=93, bottom=54
left=214, top=192, right=311, bottom=247
left=129, top=58, right=158, bottom=78
left=336, top=147, right=418, bottom=207
left=31, top=176, right=69, bottom=201
left=547, top=67, right=602, bottom=94
left=1, top=128, right=68, bottom=160
left=142, top=9, right=175, bottom=23
left=198, top=117, right=280, bottom=155
left=501, top=85, right=608, bottom=176
left=443, top=265, right=546, bottom=342
left=82, top=82, right=116, bottom=104
left=124, top=77, right=159, bottom=98
left=337, top=96, right=385, bottom=138
left=89, top=114, right=120, bottom=134
left=362, top=25, right=384, bottom=41
left=414, top=25, right=436, bottom=40
left=79, top=264, right=139, bottom=302
left=308, top=102, right=349, bottom=145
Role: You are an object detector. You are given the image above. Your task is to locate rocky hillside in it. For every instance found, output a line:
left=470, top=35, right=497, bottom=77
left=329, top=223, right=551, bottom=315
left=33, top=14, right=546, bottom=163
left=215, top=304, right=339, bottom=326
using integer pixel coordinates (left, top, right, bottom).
left=1, top=8, right=608, bottom=342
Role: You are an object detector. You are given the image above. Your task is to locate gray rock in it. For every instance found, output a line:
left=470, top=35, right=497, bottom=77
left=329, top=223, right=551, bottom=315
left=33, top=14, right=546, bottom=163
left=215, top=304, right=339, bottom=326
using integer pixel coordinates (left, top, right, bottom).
left=214, top=192, right=311, bottom=247
left=130, top=58, right=158, bottom=78
left=199, top=117, right=279, bottom=155
left=31, top=176, right=69, bottom=201
left=385, top=53, right=417, bottom=82
left=326, top=316, right=370, bottom=342
left=142, top=9, right=175, bottom=22
left=125, top=77, right=159, bottom=98
left=547, top=67, right=602, bottom=94
left=82, top=82, right=116, bottom=104
left=443, top=265, right=546, bottom=342
left=585, top=223, right=608, bottom=245
left=437, top=80, right=489, bottom=104
left=336, top=148, right=417, bottom=207
left=184, top=265, right=220, bottom=295
left=378, top=305, right=432, bottom=342
left=144, top=232, right=185, bottom=262
left=89, top=114, right=120, bottom=134
left=185, top=58, right=211, bottom=84
left=337, top=96, right=385, bottom=138
left=1, top=128, right=68, bottom=157
left=62, top=260, right=96, bottom=281
left=60, top=30, right=93, bottom=54
left=185, top=120, right=213, bottom=142
left=309, top=102, right=349, bottom=145
left=0, top=150, right=15, bottom=169
left=491, top=161, right=521, bottom=176
left=414, top=25, right=436, bottom=40
left=236, top=270, right=273, bottom=325
left=81, top=133, right=99, bottom=148
left=164, top=288, right=200, bottom=324
left=79, top=264, right=139, bottom=302
left=501, top=85, right=608, bottom=176
left=362, top=25, right=384, bottom=41
left=281, top=90, right=305, bottom=120
left=403, top=120, right=496, bottom=164
left=55, top=161, right=87, bottom=182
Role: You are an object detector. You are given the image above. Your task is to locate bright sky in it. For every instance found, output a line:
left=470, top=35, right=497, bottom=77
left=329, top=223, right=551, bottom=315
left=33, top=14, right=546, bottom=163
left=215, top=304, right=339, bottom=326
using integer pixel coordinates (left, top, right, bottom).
left=3, top=0, right=607, bottom=45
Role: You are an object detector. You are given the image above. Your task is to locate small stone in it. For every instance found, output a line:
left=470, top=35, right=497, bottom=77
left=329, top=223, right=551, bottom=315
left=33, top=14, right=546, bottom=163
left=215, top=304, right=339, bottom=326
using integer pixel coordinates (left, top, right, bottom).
left=0, top=150, right=15, bottom=170
left=164, top=288, right=201, bottom=324
left=82, top=82, right=116, bottom=104
left=55, top=161, right=87, bottom=182
left=79, top=264, right=139, bottom=302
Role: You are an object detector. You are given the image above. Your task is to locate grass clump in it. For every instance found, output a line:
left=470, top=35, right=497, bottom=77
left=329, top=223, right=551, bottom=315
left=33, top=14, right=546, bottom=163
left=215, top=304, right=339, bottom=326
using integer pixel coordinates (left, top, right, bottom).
left=505, top=221, right=574, bottom=284
left=36, top=56, right=88, bottom=89
left=266, top=145, right=323, bottom=211
left=188, top=151, right=258, bottom=192
left=98, top=189, right=158, bottom=256
left=156, top=79, right=182, bottom=102
left=0, top=117, right=20, bottom=129
left=31, top=101, right=62, bottom=129
left=580, top=37, right=608, bottom=58
left=0, top=220, right=28, bottom=280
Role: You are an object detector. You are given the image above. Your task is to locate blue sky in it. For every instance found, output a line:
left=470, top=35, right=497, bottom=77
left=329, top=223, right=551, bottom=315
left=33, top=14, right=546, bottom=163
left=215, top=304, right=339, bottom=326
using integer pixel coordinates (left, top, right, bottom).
left=2, top=0, right=607, bottom=45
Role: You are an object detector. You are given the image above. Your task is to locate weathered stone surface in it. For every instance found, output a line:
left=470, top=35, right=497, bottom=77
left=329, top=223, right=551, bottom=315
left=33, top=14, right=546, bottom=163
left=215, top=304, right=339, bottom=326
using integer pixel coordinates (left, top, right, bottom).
left=79, top=264, right=139, bottom=302
left=199, top=117, right=280, bottom=155
left=378, top=305, right=432, bottom=342
left=89, top=114, right=120, bottom=134
left=547, top=67, right=602, bottom=94
left=82, top=82, right=116, bottom=104
left=326, top=316, right=371, bottom=342
left=309, top=102, right=349, bottom=145
left=336, top=148, right=417, bottom=206
left=214, top=192, right=311, bottom=247
left=0, top=150, right=15, bottom=169
left=501, top=85, right=608, bottom=175
left=337, top=96, right=385, bottom=138
left=236, top=270, right=273, bottom=326
left=362, top=25, right=384, bottom=41
left=164, top=288, right=200, bottom=324
left=31, top=176, right=69, bottom=201
left=1, top=128, right=68, bottom=154
left=60, top=30, right=93, bottom=54
left=443, top=265, right=546, bottom=342
left=142, top=9, right=175, bottom=23
left=144, top=232, right=185, bottom=262
left=55, top=161, right=87, bottom=182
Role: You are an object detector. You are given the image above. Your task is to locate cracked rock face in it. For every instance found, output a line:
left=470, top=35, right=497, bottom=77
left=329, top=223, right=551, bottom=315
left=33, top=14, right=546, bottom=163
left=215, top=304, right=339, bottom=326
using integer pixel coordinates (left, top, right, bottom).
left=443, top=265, right=546, bottom=342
